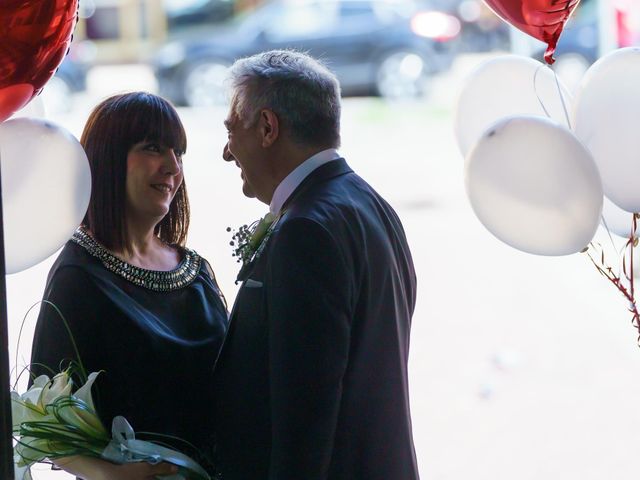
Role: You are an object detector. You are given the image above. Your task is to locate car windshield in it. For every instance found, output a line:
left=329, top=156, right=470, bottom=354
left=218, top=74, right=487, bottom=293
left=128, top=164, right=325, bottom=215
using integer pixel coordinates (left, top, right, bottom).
left=164, top=0, right=212, bottom=15
left=570, top=0, right=594, bottom=23
left=230, top=0, right=423, bottom=38
left=232, top=2, right=280, bottom=37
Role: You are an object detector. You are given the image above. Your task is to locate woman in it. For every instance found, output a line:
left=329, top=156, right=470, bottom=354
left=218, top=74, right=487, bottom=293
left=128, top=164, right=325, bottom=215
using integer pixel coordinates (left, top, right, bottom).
left=30, top=92, right=228, bottom=479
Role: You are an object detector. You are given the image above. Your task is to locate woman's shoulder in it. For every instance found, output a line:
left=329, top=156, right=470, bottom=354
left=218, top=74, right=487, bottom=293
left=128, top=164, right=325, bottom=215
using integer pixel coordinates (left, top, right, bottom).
left=45, top=241, right=101, bottom=291
left=48, top=239, right=99, bottom=278
left=185, top=249, right=217, bottom=285
left=189, top=249, right=211, bottom=275
left=183, top=249, right=227, bottom=303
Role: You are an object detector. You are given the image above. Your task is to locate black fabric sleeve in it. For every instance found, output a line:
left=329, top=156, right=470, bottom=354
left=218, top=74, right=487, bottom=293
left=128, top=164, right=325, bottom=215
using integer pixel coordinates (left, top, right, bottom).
left=201, top=257, right=229, bottom=313
left=266, top=218, right=353, bottom=480
left=30, top=266, right=101, bottom=385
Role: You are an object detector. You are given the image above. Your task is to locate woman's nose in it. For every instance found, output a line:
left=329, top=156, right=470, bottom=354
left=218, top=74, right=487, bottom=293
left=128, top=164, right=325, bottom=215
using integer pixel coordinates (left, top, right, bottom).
left=164, top=149, right=182, bottom=175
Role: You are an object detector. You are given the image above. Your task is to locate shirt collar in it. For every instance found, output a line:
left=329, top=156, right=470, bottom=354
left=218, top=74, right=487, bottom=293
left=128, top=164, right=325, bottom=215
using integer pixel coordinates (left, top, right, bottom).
left=269, top=148, right=340, bottom=215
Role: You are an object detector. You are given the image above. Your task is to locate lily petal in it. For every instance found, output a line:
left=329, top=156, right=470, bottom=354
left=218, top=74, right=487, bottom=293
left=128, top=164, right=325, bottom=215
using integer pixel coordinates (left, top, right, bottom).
left=39, top=372, right=73, bottom=409
left=73, top=372, right=100, bottom=412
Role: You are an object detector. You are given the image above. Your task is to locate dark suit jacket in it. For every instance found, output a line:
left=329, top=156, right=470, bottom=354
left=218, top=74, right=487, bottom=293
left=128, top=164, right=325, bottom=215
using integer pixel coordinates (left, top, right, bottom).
left=213, top=159, right=419, bottom=480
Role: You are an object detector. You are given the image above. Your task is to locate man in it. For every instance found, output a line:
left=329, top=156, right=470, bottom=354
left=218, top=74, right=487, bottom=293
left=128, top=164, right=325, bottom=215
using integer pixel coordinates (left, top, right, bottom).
left=213, top=50, right=419, bottom=480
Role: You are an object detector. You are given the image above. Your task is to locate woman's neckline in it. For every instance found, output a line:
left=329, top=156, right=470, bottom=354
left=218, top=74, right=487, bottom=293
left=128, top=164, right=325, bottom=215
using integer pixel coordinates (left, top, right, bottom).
left=82, top=226, right=184, bottom=272
left=71, top=227, right=202, bottom=291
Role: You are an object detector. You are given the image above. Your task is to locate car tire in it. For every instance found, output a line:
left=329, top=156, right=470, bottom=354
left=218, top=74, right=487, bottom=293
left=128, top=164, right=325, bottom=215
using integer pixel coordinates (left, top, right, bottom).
left=183, top=60, right=230, bottom=107
left=375, top=50, right=430, bottom=100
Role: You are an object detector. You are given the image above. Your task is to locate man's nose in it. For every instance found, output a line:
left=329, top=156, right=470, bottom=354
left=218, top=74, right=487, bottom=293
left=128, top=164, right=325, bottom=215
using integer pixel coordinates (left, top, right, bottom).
left=223, top=143, right=234, bottom=162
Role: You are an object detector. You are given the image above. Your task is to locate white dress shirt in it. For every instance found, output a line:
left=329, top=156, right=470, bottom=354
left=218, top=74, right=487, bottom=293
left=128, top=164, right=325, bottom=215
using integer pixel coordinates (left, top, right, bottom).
left=269, top=148, right=341, bottom=215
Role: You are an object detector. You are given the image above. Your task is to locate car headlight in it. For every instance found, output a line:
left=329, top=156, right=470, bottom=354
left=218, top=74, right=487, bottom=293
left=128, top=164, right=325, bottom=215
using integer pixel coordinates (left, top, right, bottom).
left=411, top=11, right=462, bottom=42
left=156, top=42, right=187, bottom=69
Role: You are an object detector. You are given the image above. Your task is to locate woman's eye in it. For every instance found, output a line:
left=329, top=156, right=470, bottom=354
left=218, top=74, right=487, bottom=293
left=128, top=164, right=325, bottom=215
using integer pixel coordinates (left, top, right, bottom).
left=144, top=143, right=161, bottom=152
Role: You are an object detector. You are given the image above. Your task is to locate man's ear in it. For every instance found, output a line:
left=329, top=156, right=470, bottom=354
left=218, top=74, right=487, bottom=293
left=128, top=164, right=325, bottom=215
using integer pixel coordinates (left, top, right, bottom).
left=259, top=109, right=279, bottom=147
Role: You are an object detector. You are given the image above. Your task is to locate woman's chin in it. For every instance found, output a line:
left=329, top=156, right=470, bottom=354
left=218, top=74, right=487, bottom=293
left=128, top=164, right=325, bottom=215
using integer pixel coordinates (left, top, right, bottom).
left=132, top=205, right=171, bottom=225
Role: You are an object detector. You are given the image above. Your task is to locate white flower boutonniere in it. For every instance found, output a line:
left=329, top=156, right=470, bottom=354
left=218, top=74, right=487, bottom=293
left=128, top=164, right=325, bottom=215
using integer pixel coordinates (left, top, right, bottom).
left=228, top=212, right=281, bottom=266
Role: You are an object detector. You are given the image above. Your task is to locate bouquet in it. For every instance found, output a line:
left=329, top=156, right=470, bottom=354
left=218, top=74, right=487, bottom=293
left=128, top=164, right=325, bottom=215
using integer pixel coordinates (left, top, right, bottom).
left=11, top=369, right=211, bottom=480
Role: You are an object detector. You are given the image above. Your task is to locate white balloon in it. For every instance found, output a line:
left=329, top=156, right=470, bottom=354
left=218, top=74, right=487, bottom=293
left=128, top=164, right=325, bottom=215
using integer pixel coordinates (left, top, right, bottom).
left=573, top=47, right=640, bottom=213
left=9, top=96, right=46, bottom=120
left=465, top=116, right=603, bottom=256
left=601, top=196, right=637, bottom=239
left=0, top=118, right=91, bottom=274
left=454, top=55, right=573, bottom=156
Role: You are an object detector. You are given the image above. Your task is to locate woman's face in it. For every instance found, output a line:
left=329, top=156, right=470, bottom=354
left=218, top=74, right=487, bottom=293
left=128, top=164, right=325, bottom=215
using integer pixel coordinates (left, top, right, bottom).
left=125, top=140, right=184, bottom=223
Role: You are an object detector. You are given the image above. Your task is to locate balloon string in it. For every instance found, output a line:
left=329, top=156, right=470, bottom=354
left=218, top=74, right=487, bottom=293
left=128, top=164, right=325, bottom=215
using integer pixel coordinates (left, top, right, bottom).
left=532, top=65, right=572, bottom=130
left=586, top=241, right=640, bottom=345
left=553, top=70, right=572, bottom=130
left=533, top=65, right=552, bottom=118
left=630, top=215, right=637, bottom=301
left=600, top=214, right=619, bottom=252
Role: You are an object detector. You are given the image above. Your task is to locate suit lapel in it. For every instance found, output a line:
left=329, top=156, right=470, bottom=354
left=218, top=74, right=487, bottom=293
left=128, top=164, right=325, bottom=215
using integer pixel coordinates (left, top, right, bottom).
left=218, top=158, right=353, bottom=364
left=233, top=159, right=351, bottom=285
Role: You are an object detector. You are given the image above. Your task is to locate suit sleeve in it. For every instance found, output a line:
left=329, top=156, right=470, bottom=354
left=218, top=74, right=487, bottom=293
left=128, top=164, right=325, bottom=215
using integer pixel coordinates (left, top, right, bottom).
left=266, top=217, right=353, bottom=480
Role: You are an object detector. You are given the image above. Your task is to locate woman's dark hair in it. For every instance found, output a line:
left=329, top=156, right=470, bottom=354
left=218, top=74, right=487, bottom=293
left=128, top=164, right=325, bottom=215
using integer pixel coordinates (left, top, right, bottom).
left=81, top=92, right=189, bottom=252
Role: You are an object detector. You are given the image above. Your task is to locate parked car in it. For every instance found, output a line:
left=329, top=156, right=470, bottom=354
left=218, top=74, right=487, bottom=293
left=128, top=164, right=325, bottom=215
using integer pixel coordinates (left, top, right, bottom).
left=535, top=0, right=598, bottom=89
left=41, top=50, right=89, bottom=113
left=533, top=0, right=639, bottom=89
left=165, top=0, right=235, bottom=29
left=153, top=0, right=461, bottom=106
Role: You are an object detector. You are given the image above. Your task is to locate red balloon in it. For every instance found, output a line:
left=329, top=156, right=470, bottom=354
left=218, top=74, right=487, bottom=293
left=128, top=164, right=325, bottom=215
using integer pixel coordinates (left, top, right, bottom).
left=483, top=0, right=581, bottom=64
left=0, top=0, right=78, bottom=122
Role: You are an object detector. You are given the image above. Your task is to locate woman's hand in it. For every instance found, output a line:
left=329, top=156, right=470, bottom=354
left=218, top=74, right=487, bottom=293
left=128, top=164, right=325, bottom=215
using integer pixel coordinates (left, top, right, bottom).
left=100, top=461, right=180, bottom=479
left=53, top=455, right=179, bottom=480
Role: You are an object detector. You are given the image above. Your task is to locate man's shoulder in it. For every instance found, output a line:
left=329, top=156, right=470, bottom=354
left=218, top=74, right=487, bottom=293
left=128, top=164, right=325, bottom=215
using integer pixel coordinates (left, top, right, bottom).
left=289, top=170, right=392, bottom=220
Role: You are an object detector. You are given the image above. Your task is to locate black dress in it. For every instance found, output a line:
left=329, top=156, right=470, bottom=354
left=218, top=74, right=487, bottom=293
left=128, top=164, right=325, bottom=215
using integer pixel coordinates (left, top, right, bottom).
left=30, top=228, right=229, bottom=473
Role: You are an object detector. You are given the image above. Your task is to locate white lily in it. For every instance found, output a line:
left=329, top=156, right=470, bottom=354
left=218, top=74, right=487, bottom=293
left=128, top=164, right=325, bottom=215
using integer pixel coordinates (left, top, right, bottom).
left=14, top=456, right=33, bottom=480
left=38, top=371, right=73, bottom=409
left=10, top=392, right=40, bottom=428
left=12, top=369, right=208, bottom=479
left=56, top=372, right=108, bottom=439
left=66, top=372, right=109, bottom=438
left=14, top=435, right=58, bottom=467
left=10, top=375, right=52, bottom=428
left=73, top=371, right=100, bottom=413
left=23, top=375, right=49, bottom=405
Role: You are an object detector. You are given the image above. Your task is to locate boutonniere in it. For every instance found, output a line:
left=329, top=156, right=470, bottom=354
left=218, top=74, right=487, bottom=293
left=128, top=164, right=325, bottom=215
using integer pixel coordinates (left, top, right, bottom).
left=228, top=212, right=282, bottom=266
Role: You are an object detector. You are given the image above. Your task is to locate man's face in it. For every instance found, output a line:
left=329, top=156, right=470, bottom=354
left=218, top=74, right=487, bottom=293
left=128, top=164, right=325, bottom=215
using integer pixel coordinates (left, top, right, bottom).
left=223, top=109, right=261, bottom=199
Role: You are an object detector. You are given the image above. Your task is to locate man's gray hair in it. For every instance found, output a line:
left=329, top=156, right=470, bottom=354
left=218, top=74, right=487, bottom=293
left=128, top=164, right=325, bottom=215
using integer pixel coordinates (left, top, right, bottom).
left=226, top=50, right=341, bottom=148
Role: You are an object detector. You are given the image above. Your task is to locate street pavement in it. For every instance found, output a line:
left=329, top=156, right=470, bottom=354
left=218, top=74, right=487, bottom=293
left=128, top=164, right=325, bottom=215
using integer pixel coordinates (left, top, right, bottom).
left=9, top=55, right=640, bottom=480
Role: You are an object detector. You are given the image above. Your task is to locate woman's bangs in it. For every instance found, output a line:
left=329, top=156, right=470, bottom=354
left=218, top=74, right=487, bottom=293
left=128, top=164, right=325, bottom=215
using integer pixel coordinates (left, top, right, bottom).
left=127, top=97, right=187, bottom=154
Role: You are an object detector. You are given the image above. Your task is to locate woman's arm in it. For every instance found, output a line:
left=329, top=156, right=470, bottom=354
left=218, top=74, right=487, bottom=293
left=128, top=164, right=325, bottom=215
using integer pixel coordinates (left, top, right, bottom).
left=30, top=266, right=100, bottom=381
left=53, top=456, right=178, bottom=480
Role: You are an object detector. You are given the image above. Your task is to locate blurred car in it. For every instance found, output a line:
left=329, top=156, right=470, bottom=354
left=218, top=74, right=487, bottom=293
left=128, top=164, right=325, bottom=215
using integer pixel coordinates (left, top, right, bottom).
left=454, top=0, right=510, bottom=52
left=41, top=52, right=89, bottom=113
left=539, top=0, right=598, bottom=88
left=532, top=0, right=639, bottom=89
left=165, top=0, right=236, bottom=29
left=153, top=0, right=462, bottom=106
left=616, top=0, right=640, bottom=47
